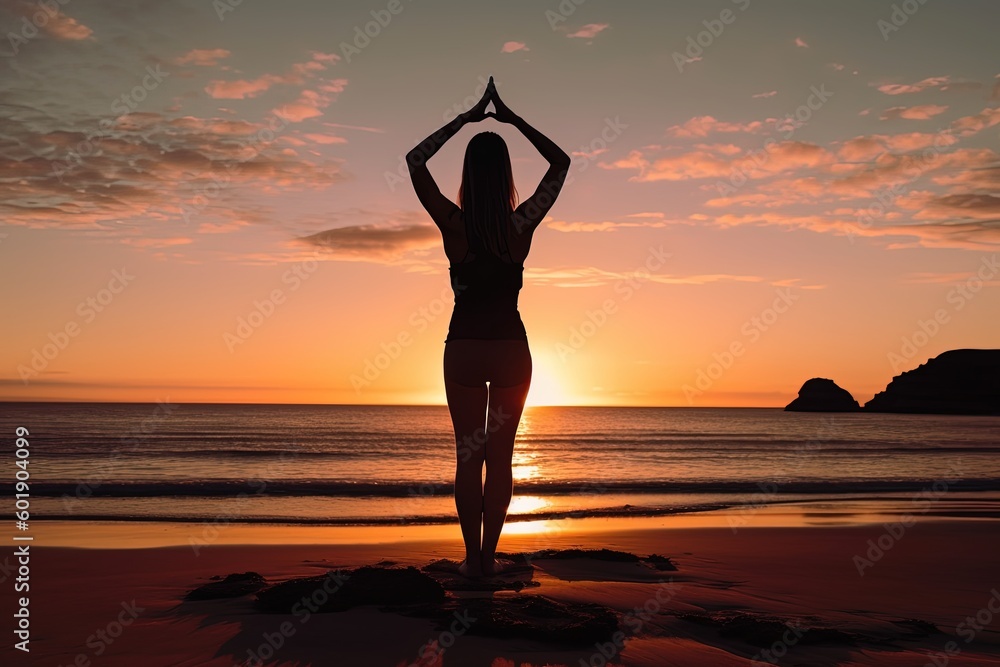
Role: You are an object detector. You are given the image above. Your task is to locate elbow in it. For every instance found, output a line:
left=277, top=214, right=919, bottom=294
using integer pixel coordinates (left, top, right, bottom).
left=405, top=150, right=425, bottom=171
left=553, top=153, right=571, bottom=171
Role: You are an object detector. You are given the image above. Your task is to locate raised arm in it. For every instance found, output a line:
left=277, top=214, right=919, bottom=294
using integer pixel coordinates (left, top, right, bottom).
left=487, top=78, right=571, bottom=235
left=406, top=87, right=492, bottom=230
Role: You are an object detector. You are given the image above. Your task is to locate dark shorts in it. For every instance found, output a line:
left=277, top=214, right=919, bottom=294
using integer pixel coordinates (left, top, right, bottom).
left=443, top=339, right=532, bottom=388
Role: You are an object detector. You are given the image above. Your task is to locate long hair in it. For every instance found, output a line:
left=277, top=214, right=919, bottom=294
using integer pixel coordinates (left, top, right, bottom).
left=458, top=132, right=519, bottom=259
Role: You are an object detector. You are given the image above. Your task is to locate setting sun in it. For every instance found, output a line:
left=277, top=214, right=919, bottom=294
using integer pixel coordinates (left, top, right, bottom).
left=523, top=353, right=571, bottom=406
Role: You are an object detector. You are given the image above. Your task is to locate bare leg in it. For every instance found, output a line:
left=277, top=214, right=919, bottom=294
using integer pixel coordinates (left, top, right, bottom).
left=445, top=378, right=488, bottom=577
left=481, top=379, right=529, bottom=575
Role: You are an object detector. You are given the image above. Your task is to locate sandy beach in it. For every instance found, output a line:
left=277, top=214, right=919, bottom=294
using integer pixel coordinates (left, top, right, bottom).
left=9, top=504, right=1000, bottom=667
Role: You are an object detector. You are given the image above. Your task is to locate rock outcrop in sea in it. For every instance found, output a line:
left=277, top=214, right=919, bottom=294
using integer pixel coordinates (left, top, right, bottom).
left=864, top=349, right=1000, bottom=415
left=785, top=378, right=861, bottom=412
left=786, top=350, right=1000, bottom=415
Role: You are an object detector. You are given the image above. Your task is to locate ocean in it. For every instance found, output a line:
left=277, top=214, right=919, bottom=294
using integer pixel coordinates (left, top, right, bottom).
left=4, top=403, right=999, bottom=526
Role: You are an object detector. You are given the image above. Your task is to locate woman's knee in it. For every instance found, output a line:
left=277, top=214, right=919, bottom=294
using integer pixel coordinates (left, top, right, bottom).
left=456, top=440, right=486, bottom=465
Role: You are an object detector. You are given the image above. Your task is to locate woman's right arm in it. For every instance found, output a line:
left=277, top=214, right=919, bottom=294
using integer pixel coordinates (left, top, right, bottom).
left=511, top=115, right=571, bottom=169
left=488, top=80, right=571, bottom=234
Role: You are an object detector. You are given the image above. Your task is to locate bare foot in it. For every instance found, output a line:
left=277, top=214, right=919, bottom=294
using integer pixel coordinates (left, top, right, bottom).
left=458, top=559, right=483, bottom=578
left=481, top=556, right=518, bottom=576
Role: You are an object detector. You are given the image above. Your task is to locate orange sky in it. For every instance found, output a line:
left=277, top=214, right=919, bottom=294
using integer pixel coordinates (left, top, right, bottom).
left=2, top=1, right=998, bottom=407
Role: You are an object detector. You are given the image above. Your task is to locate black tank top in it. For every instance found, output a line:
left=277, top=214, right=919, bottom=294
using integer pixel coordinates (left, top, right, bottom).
left=445, top=212, right=527, bottom=343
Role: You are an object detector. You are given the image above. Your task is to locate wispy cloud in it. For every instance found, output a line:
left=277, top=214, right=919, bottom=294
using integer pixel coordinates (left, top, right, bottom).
left=525, top=266, right=821, bottom=289
left=880, top=104, right=949, bottom=120
left=2, top=0, right=93, bottom=40
left=567, top=23, right=610, bottom=39
left=602, top=142, right=831, bottom=182
left=204, top=51, right=342, bottom=100
left=794, top=37, right=809, bottom=48
left=295, top=215, right=439, bottom=263
left=501, top=41, right=529, bottom=53
left=173, top=48, right=231, bottom=67
left=875, top=76, right=982, bottom=95
left=666, top=115, right=771, bottom=138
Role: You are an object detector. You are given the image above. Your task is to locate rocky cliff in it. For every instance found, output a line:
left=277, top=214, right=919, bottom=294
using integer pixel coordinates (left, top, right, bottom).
left=785, top=378, right=861, bottom=412
left=864, top=349, right=1000, bottom=415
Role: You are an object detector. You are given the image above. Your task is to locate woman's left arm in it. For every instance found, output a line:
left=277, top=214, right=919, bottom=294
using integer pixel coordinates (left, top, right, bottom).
left=407, top=87, right=491, bottom=228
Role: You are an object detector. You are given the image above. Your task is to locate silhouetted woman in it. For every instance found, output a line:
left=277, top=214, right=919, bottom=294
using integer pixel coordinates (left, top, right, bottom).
left=406, top=77, right=570, bottom=576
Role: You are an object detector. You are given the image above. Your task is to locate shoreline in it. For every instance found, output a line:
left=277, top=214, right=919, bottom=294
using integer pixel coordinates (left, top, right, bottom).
left=17, top=515, right=1000, bottom=666
left=26, top=496, right=1000, bottom=549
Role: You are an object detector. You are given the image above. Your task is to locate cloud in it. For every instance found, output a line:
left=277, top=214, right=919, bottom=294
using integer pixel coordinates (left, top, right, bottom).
left=875, top=76, right=982, bottom=95
left=567, top=23, right=610, bottom=39
left=547, top=216, right=679, bottom=232
left=274, top=89, right=335, bottom=122
left=666, top=115, right=771, bottom=138
left=948, top=107, right=1000, bottom=136
left=501, top=41, right=529, bottom=53
left=688, top=210, right=1000, bottom=251
left=932, top=166, right=1000, bottom=191
left=911, top=194, right=1000, bottom=221
left=0, top=105, right=349, bottom=236
left=603, top=142, right=831, bottom=182
left=2, top=0, right=93, bottom=40
left=752, top=91, right=778, bottom=99
left=794, top=37, right=809, bottom=48
left=120, top=237, right=194, bottom=248
left=838, top=132, right=959, bottom=161
left=880, top=104, right=949, bottom=120
left=302, top=133, right=348, bottom=145
left=902, top=270, right=1000, bottom=286
left=173, top=48, right=231, bottom=66
left=205, top=52, right=343, bottom=100
left=205, top=74, right=286, bottom=99
left=829, top=148, right=997, bottom=197
left=296, top=216, right=440, bottom=262
left=524, top=266, right=817, bottom=289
